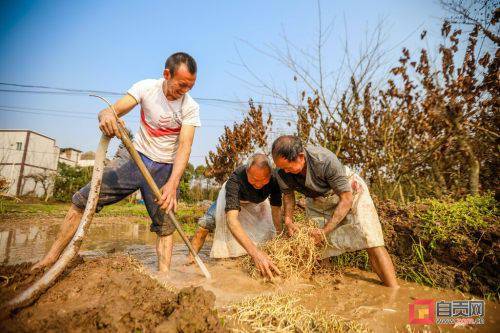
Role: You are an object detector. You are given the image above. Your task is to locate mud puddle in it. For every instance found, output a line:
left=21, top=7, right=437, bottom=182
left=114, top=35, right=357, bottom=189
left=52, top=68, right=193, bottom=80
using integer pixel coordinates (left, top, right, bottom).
left=1, top=217, right=498, bottom=332
left=155, top=244, right=500, bottom=333
left=0, top=216, right=158, bottom=265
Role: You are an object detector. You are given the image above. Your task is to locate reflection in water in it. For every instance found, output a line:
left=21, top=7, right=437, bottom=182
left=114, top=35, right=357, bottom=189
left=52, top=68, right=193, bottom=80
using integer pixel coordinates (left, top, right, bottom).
left=0, top=219, right=155, bottom=265
left=0, top=224, right=54, bottom=265
left=0, top=218, right=211, bottom=267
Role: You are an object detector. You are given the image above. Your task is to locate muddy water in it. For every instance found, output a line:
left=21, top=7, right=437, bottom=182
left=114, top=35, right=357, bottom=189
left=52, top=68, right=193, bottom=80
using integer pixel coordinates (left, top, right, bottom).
left=158, top=249, right=500, bottom=333
left=0, top=216, right=158, bottom=265
left=1, top=217, right=498, bottom=332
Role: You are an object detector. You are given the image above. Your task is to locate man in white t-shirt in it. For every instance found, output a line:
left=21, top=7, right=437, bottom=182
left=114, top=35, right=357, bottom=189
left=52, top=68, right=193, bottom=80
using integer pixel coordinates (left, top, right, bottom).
left=33, top=52, right=200, bottom=273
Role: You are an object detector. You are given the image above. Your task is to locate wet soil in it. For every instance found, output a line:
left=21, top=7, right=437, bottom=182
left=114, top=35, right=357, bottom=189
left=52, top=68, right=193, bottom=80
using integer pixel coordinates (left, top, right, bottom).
left=158, top=250, right=500, bottom=332
left=0, top=256, right=82, bottom=305
left=377, top=201, right=500, bottom=298
left=1, top=212, right=499, bottom=332
left=0, top=255, right=226, bottom=333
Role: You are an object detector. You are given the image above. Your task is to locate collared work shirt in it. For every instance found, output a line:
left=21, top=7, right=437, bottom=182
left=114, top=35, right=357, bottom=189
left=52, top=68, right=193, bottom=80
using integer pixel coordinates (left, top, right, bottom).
left=275, top=145, right=351, bottom=198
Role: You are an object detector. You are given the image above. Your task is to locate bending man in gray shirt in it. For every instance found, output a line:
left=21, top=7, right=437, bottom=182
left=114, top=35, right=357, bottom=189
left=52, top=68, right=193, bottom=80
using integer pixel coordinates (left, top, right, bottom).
left=272, top=135, right=398, bottom=287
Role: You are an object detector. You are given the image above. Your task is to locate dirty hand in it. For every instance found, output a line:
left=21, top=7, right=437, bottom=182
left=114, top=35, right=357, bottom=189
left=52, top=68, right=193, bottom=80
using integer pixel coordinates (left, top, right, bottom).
left=98, top=108, right=125, bottom=138
left=284, top=221, right=299, bottom=237
left=309, top=228, right=326, bottom=245
left=159, top=180, right=178, bottom=213
left=252, top=250, right=281, bottom=280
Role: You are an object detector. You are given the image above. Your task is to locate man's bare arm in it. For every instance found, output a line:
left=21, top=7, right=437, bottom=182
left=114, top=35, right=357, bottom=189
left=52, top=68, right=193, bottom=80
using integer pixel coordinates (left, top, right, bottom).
left=227, top=210, right=259, bottom=257
left=98, top=94, right=138, bottom=138
left=159, top=125, right=196, bottom=212
left=283, top=192, right=294, bottom=223
left=283, top=192, right=299, bottom=236
left=323, top=191, right=353, bottom=234
left=227, top=210, right=281, bottom=279
left=271, top=205, right=282, bottom=234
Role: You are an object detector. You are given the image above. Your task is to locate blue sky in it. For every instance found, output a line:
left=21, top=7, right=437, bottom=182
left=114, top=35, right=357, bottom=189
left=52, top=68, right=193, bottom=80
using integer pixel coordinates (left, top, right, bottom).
left=0, top=0, right=447, bottom=166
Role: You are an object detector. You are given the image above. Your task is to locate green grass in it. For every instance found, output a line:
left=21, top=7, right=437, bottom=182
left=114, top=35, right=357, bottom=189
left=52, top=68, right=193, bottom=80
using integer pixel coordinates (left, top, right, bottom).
left=387, top=194, right=499, bottom=298
left=0, top=199, right=150, bottom=218
left=396, top=238, right=436, bottom=287
left=99, top=202, right=202, bottom=236
left=181, top=222, right=198, bottom=236
left=330, top=250, right=369, bottom=271
left=0, top=199, right=70, bottom=217
left=0, top=199, right=204, bottom=236
left=98, top=202, right=149, bottom=217
left=416, top=193, right=498, bottom=247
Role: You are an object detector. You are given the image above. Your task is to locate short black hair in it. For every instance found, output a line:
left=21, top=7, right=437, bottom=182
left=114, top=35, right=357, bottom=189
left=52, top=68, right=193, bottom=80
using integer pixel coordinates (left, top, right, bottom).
left=271, top=135, right=304, bottom=161
left=165, top=52, right=197, bottom=77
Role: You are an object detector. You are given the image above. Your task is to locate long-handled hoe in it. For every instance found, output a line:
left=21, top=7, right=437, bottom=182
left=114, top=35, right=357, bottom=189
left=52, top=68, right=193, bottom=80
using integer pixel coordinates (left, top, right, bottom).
left=2, top=94, right=210, bottom=315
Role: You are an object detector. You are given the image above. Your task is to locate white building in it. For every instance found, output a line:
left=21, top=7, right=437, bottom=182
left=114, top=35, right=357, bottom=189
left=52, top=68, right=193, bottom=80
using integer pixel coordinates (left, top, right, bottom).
left=78, top=151, right=95, bottom=167
left=59, top=147, right=82, bottom=166
left=0, top=130, right=60, bottom=197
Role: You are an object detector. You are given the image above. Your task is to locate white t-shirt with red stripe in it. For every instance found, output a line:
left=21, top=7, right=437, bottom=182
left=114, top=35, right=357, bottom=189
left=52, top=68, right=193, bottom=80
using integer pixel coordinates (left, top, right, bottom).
left=127, top=78, right=201, bottom=163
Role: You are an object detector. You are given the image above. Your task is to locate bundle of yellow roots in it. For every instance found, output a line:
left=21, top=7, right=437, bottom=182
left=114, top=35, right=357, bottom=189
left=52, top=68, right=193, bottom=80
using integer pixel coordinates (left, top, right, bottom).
left=225, top=293, right=368, bottom=333
left=241, top=216, right=334, bottom=279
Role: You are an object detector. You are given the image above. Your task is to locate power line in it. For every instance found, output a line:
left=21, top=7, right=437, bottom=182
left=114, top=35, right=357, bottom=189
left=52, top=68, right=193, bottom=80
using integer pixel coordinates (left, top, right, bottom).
left=0, top=82, right=299, bottom=108
left=0, top=103, right=297, bottom=122
left=0, top=88, right=297, bottom=115
left=0, top=147, right=209, bottom=159
left=0, top=105, right=252, bottom=122
left=0, top=88, right=92, bottom=96
left=0, top=82, right=298, bottom=158
left=0, top=108, right=254, bottom=128
left=0, top=83, right=120, bottom=95
left=0, top=108, right=97, bottom=120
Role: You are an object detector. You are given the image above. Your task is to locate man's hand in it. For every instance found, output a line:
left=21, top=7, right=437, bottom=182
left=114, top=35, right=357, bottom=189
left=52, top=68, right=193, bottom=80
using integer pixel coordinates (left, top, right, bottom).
left=159, top=125, right=195, bottom=213
left=97, top=94, right=137, bottom=138
left=159, top=180, right=178, bottom=213
left=284, top=221, right=299, bottom=236
left=98, top=109, right=126, bottom=138
left=309, top=228, right=326, bottom=245
left=351, top=179, right=363, bottom=194
left=252, top=250, right=281, bottom=280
